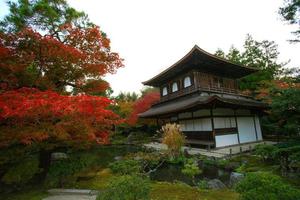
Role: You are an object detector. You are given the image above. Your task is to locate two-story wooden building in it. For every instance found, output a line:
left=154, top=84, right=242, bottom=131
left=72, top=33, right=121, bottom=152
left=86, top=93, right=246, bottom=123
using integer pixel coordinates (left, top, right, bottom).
left=139, top=45, right=267, bottom=148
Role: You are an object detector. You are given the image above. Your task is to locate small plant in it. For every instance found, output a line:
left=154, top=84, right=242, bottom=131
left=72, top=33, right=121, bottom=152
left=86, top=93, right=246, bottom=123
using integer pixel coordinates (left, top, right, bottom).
left=97, top=175, right=151, bottom=200
left=197, top=179, right=209, bottom=190
left=1, top=156, right=41, bottom=188
left=108, top=159, right=142, bottom=175
left=181, top=158, right=202, bottom=184
left=254, top=144, right=278, bottom=162
left=161, top=123, right=186, bottom=158
left=236, top=172, right=300, bottom=200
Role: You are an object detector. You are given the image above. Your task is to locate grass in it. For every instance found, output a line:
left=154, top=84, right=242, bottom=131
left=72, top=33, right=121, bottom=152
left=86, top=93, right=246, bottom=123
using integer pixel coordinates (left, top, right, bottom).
left=150, top=182, right=239, bottom=200
left=1, top=189, right=48, bottom=200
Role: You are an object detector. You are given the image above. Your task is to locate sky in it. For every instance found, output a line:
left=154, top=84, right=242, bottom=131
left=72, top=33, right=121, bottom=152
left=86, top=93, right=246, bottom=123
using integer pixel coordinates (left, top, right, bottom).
left=1, top=0, right=300, bottom=95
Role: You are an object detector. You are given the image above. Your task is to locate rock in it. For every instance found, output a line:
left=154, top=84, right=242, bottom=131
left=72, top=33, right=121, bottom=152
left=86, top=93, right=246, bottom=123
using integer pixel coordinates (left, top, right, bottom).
left=207, top=179, right=226, bottom=189
left=51, top=152, right=68, bottom=161
left=224, top=162, right=240, bottom=171
left=229, top=172, right=244, bottom=187
left=114, top=156, right=123, bottom=161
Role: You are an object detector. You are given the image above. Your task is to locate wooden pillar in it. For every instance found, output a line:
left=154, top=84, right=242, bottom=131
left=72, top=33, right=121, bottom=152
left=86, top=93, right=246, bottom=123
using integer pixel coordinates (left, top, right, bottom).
left=234, top=109, right=241, bottom=144
left=253, top=114, right=258, bottom=141
left=210, top=108, right=215, bottom=148
left=193, top=71, right=198, bottom=88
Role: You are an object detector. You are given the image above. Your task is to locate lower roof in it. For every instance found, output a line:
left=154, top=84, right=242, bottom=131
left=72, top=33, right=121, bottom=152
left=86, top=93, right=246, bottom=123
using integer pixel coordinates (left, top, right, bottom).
left=138, top=94, right=267, bottom=118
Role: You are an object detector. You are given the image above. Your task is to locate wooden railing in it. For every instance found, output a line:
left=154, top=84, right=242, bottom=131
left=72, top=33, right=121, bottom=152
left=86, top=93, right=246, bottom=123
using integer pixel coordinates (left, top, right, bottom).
left=159, top=85, right=248, bottom=103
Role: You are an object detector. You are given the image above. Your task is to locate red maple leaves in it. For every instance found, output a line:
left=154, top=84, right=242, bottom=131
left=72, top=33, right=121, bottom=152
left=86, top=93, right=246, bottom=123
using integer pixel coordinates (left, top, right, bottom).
left=0, top=88, right=122, bottom=147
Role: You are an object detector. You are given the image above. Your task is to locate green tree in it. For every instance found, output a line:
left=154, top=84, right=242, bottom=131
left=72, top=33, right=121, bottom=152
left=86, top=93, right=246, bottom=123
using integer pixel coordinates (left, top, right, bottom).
left=215, top=35, right=284, bottom=95
left=279, top=0, right=300, bottom=42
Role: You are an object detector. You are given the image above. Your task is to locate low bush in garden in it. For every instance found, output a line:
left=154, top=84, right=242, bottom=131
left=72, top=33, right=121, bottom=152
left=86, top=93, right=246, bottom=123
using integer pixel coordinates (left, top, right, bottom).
left=181, top=158, right=202, bottom=184
left=197, top=180, right=209, bottom=189
left=235, top=172, right=300, bottom=200
left=254, top=144, right=278, bottom=162
left=1, top=156, right=41, bottom=189
left=45, top=154, right=96, bottom=187
left=161, top=123, right=186, bottom=158
left=108, top=159, right=142, bottom=175
left=97, top=175, right=150, bottom=200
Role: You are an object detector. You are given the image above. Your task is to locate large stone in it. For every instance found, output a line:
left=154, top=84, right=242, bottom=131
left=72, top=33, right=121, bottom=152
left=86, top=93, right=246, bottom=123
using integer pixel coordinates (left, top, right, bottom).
left=51, top=152, right=68, bottom=161
left=207, top=179, right=226, bottom=189
left=229, top=172, right=244, bottom=187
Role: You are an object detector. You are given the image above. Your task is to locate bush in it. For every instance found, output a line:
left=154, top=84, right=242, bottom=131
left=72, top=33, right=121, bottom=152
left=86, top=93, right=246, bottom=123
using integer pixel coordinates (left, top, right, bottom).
left=97, top=175, right=150, bottom=200
left=108, top=159, right=142, bottom=175
left=1, top=156, right=41, bottom=187
left=45, top=154, right=94, bottom=187
left=198, top=180, right=209, bottom=189
left=236, top=172, right=300, bottom=200
left=161, top=123, right=185, bottom=158
left=254, top=144, right=278, bottom=161
left=181, top=158, right=202, bottom=180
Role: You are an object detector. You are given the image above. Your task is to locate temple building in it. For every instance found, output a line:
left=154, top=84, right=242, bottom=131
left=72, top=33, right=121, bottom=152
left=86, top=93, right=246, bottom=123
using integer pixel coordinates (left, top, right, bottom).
left=139, top=45, right=267, bottom=148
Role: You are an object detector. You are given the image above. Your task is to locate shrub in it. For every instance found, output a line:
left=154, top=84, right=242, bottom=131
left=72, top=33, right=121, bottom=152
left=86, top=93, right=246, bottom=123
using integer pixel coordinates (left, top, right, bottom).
left=97, top=175, right=150, bottom=200
left=45, top=155, right=94, bottom=187
left=254, top=144, right=278, bottom=162
left=181, top=158, right=202, bottom=184
left=1, top=156, right=41, bottom=187
left=198, top=180, right=209, bottom=189
left=108, top=159, right=142, bottom=175
left=161, top=123, right=185, bottom=158
left=235, top=172, right=300, bottom=200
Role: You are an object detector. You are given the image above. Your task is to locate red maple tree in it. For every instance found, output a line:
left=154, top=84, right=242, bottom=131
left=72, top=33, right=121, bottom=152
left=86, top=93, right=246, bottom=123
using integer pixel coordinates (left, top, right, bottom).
left=0, top=88, right=122, bottom=147
left=127, top=91, right=160, bottom=125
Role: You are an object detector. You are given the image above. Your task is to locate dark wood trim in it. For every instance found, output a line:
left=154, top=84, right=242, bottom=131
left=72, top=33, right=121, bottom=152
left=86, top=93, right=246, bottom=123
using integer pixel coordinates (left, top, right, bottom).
left=253, top=115, right=258, bottom=141
left=214, top=128, right=238, bottom=136
left=210, top=108, right=216, bottom=148
left=178, top=114, right=254, bottom=121
left=234, top=109, right=241, bottom=144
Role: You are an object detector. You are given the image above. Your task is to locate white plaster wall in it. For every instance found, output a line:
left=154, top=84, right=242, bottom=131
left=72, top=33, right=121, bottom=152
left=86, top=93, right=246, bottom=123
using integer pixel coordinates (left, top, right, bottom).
left=178, top=112, right=192, bottom=119
left=214, top=117, right=236, bottom=128
left=215, top=134, right=239, bottom=147
left=255, top=115, right=263, bottom=140
left=180, top=118, right=212, bottom=131
left=237, top=117, right=257, bottom=143
left=193, top=109, right=210, bottom=117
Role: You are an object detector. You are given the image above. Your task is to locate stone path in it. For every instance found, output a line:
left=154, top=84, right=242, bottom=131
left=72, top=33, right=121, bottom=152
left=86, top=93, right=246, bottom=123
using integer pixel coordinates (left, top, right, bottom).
left=144, top=141, right=276, bottom=158
left=43, top=189, right=98, bottom=200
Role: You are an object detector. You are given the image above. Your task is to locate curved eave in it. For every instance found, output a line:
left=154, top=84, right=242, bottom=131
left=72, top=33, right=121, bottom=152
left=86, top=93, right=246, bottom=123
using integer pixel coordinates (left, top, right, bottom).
left=139, top=95, right=268, bottom=118
left=143, top=45, right=258, bottom=87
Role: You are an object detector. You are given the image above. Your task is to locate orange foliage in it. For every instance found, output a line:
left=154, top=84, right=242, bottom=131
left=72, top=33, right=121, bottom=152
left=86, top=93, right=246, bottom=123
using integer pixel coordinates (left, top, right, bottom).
left=126, top=91, right=160, bottom=125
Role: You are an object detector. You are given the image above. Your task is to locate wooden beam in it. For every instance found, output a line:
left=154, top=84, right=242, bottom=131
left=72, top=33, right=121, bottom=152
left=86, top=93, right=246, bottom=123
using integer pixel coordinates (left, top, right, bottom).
left=253, top=115, right=258, bottom=141
left=234, top=109, right=241, bottom=144
left=210, top=108, right=216, bottom=147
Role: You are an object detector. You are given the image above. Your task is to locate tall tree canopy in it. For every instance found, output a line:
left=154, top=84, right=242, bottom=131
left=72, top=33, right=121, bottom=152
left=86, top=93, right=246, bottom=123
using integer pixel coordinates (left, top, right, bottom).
left=279, top=0, right=300, bottom=42
left=0, top=0, right=123, bottom=94
left=215, top=35, right=283, bottom=95
left=0, top=0, right=124, bottom=170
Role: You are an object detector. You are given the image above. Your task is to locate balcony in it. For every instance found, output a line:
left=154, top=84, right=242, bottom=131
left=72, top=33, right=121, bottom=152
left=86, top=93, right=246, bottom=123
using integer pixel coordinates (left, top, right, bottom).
left=159, top=84, right=248, bottom=103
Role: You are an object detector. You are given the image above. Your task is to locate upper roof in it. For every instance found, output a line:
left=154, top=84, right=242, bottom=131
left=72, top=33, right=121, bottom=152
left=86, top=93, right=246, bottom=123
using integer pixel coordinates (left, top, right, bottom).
left=143, top=45, right=258, bottom=87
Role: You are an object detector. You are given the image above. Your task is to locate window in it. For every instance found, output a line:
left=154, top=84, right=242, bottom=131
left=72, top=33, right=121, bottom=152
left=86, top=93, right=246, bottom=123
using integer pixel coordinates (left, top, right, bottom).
left=183, top=76, right=192, bottom=88
left=162, top=86, right=168, bottom=96
left=172, top=82, right=178, bottom=92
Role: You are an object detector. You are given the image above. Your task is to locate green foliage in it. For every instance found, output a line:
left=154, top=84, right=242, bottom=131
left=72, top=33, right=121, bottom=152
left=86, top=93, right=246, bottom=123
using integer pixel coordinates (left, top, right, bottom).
left=1, top=156, right=41, bottom=187
left=45, top=154, right=95, bottom=187
left=215, top=35, right=283, bottom=93
left=236, top=172, right=300, bottom=200
left=167, top=152, right=186, bottom=164
left=279, top=0, right=300, bottom=42
left=271, top=87, right=300, bottom=135
left=0, top=0, right=91, bottom=33
left=126, top=151, right=165, bottom=168
left=181, top=158, right=202, bottom=179
left=197, top=180, right=209, bottom=190
left=254, top=144, right=278, bottom=161
left=97, top=175, right=151, bottom=200
left=108, top=159, right=142, bottom=175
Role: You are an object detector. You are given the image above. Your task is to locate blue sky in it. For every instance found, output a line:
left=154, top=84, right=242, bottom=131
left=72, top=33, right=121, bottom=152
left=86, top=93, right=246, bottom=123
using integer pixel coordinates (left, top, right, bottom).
left=1, top=0, right=300, bottom=95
